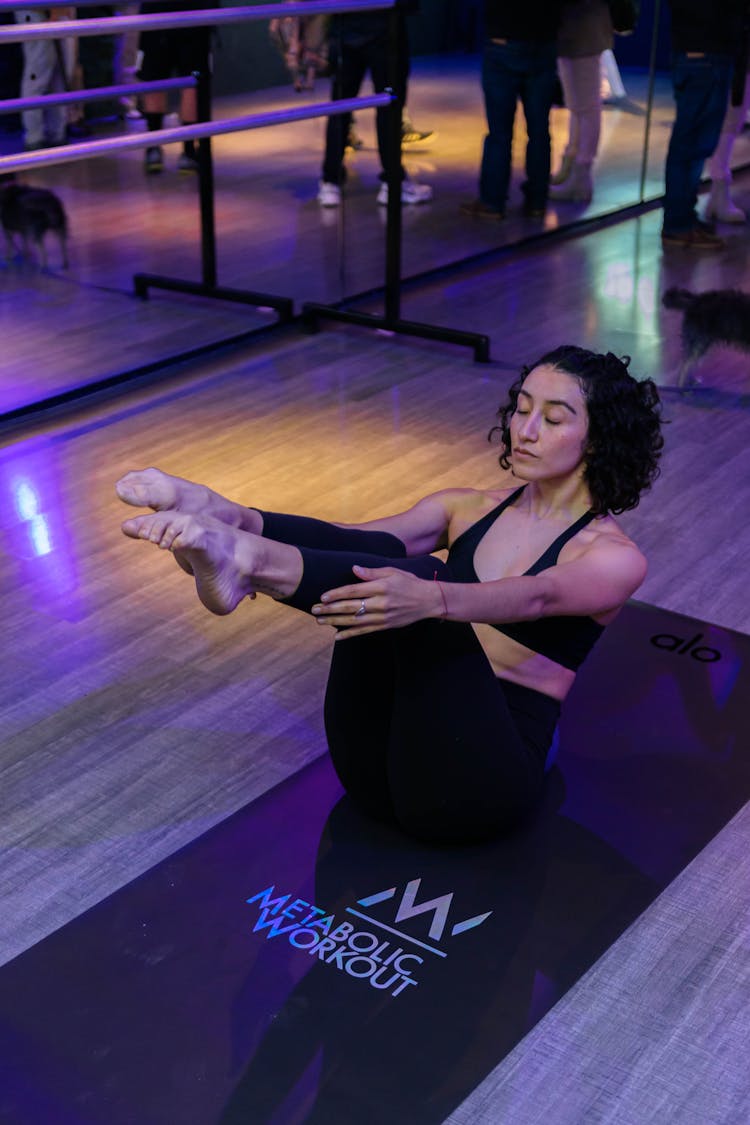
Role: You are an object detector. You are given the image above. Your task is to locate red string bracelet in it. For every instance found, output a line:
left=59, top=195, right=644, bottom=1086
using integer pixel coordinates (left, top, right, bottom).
left=433, top=571, right=449, bottom=620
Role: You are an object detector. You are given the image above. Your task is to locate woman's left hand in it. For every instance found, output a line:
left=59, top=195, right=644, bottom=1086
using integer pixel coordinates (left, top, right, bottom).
left=312, top=565, right=443, bottom=638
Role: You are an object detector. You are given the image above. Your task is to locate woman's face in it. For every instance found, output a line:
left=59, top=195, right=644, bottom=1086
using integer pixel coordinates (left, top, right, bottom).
left=509, top=364, right=590, bottom=484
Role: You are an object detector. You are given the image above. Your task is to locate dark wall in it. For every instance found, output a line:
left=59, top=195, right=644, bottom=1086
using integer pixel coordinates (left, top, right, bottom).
left=611, top=0, right=672, bottom=72
left=211, top=0, right=464, bottom=98
left=212, top=3, right=288, bottom=98
left=0, top=14, right=23, bottom=133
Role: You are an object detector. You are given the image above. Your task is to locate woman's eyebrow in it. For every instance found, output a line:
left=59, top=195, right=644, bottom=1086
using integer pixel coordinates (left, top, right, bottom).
left=518, top=389, right=578, bottom=415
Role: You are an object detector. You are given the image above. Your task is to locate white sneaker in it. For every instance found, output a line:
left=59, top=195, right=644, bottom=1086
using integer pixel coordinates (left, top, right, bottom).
left=376, top=179, right=433, bottom=206
left=317, top=180, right=342, bottom=207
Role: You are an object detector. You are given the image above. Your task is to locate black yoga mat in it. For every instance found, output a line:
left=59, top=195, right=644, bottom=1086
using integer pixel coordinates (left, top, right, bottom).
left=1, top=601, right=748, bottom=1125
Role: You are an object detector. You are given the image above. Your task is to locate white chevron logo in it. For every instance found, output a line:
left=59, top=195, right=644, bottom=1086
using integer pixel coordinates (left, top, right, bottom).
left=357, top=878, right=492, bottom=942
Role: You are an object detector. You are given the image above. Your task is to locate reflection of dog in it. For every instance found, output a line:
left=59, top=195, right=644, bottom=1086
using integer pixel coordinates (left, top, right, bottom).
left=0, top=180, right=68, bottom=269
left=663, top=286, right=750, bottom=389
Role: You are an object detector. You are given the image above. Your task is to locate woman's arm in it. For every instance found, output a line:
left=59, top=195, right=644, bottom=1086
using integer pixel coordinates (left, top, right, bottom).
left=329, top=489, right=462, bottom=557
left=312, top=535, right=647, bottom=636
left=439, top=537, right=647, bottom=624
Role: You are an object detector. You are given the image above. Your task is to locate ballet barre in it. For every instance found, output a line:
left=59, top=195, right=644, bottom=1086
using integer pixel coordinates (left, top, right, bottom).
left=0, top=0, right=491, bottom=364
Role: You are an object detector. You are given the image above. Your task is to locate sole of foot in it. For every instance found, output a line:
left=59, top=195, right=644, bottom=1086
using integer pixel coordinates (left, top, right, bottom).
left=121, top=510, right=253, bottom=615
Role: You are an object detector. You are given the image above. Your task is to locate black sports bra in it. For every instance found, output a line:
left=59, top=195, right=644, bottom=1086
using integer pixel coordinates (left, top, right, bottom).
left=446, top=486, right=605, bottom=671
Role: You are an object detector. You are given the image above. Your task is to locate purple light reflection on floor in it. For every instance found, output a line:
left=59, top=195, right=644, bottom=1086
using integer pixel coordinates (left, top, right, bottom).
left=0, top=437, right=82, bottom=618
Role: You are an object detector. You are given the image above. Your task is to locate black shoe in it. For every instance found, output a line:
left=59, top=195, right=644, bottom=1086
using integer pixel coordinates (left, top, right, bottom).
left=144, top=145, right=164, bottom=174
left=661, top=224, right=725, bottom=250
left=177, top=152, right=199, bottom=174
left=460, top=198, right=506, bottom=221
left=520, top=180, right=546, bottom=217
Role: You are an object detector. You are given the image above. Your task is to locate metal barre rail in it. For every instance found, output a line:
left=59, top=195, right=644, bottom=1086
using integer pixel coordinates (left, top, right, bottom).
left=0, top=93, right=391, bottom=174
left=0, top=0, right=393, bottom=42
left=0, top=0, right=490, bottom=371
left=0, top=78, right=195, bottom=117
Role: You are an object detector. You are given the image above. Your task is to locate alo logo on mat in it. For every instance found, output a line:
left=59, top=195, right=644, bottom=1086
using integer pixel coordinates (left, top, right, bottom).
left=650, top=631, right=721, bottom=663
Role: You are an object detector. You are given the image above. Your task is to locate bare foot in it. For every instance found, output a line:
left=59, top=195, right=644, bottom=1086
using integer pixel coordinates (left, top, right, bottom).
left=121, top=511, right=258, bottom=615
left=115, top=468, right=212, bottom=514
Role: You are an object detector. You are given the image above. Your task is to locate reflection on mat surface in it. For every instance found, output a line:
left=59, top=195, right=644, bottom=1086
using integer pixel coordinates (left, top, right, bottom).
left=1, top=602, right=747, bottom=1125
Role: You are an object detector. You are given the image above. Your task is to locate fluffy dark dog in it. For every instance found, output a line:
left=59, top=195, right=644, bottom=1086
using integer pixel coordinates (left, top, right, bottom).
left=0, top=179, right=68, bottom=270
left=663, top=286, right=750, bottom=389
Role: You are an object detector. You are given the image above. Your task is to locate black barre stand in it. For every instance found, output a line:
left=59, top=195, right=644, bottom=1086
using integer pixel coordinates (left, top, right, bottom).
left=301, top=303, right=491, bottom=363
left=301, top=6, right=490, bottom=364
left=133, top=69, right=293, bottom=323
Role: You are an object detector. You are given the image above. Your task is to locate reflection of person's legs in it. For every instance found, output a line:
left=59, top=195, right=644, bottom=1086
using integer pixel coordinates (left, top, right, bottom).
left=114, top=5, right=141, bottom=117
left=479, top=41, right=521, bottom=212
left=139, top=28, right=172, bottom=172
left=15, top=13, right=58, bottom=148
left=174, top=28, right=210, bottom=171
left=550, top=54, right=599, bottom=201
left=369, top=26, right=408, bottom=182
left=321, top=40, right=367, bottom=186
left=44, top=41, right=68, bottom=144
left=707, top=72, right=750, bottom=222
left=663, top=52, right=732, bottom=236
left=554, top=57, right=579, bottom=174
left=520, top=43, right=557, bottom=213
left=61, top=31, right=92, bottom=139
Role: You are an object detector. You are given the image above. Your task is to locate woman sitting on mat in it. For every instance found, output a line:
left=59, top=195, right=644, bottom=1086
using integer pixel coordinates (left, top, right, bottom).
left=116, top=345, right=663, bottom=845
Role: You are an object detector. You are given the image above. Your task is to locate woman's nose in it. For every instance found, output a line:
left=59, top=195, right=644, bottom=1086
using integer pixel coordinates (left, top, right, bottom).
left=518, top=414, right=539, bottom=440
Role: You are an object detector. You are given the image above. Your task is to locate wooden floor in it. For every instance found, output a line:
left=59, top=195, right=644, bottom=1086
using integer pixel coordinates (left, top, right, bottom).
left=1, top=53, right=750, bottom=1125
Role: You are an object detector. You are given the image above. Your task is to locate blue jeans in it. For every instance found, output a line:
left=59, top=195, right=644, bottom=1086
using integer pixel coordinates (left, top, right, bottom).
left=478, top=40, right=558, bottom=213
left=663, top=51, right=733, bottom=234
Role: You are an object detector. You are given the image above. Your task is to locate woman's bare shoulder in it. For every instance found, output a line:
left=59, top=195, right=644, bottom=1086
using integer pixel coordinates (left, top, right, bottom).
left=439, top=483, right=518, bottom=516
left=589, top=513, right=642, bottom=551
left=576, top=513, right=648, bottom=578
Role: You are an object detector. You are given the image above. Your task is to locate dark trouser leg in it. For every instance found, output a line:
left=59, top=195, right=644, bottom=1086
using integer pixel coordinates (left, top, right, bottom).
left=663, top=51, right=732, bottom=233
left=321, top=41, right=368, bottom=185
left=479, top=41, right=522, bottom=211
left=519, top=42, right=557, bottom=210
left=369, top=26, right=409, bottom=181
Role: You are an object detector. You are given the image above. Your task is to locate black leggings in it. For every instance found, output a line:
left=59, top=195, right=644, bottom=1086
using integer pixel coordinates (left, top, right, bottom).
left=258, top=510, right=561, bottom=844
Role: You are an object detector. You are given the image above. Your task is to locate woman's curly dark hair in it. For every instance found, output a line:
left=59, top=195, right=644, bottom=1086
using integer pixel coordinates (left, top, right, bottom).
left=489, top=345, right=664, bottom=515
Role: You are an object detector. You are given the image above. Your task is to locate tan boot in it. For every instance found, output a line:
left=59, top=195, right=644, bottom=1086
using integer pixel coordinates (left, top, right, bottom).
left=550, top=151, right=574, bottom=186
left=549, top=162, right=593, bottom=203
left=705, top=179, right=746, bottom=224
